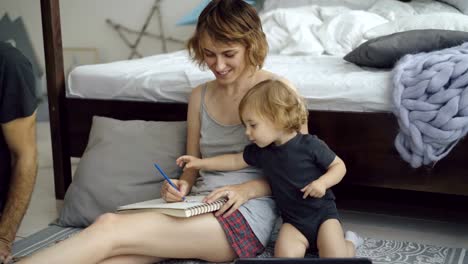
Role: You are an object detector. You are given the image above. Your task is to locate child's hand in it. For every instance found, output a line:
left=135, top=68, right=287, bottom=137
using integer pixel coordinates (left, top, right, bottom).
left=176, top=155, right=203, bottom=170
left=301, top=180, right=326, bottom=199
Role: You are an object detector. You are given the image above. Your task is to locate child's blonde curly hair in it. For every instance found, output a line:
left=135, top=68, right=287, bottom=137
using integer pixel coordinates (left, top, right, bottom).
left=239, top=79, right=308, bottom=132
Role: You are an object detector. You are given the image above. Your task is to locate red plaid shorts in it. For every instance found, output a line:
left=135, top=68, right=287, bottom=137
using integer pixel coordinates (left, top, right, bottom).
left=216, top=210, right=264, bottom=258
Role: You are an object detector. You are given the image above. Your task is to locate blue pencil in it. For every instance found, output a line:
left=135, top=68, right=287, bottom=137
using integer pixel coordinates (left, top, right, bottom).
left=154, top=163, right=185, bottom=201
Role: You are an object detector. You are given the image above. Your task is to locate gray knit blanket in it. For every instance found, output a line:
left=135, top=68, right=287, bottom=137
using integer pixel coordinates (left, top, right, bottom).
left=392, top=42, right=468, bottom=168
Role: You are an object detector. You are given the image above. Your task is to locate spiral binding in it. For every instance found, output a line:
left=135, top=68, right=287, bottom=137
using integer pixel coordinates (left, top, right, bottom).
left=187, top=199, right=227, bottom=217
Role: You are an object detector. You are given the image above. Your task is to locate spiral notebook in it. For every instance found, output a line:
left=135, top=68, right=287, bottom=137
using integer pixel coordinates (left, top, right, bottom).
left=116, top=195, right=227, bottom=218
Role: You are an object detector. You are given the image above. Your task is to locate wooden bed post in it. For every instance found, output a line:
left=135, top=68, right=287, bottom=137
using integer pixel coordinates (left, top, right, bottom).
left=41, top=0, right=72, bottom=199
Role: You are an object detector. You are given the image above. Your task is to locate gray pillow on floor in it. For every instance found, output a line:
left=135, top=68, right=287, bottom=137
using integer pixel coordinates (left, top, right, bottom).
left=56, top=116, right=186, bottom=227
left=344, top=29, right=468, bottom=68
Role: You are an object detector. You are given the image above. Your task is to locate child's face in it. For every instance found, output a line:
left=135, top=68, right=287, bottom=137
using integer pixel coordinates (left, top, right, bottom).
left=242, top=111, right=283, bottom=147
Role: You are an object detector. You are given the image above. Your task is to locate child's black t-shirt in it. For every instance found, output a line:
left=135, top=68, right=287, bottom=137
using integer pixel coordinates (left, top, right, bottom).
left=243, top=133, right=336, bottom=222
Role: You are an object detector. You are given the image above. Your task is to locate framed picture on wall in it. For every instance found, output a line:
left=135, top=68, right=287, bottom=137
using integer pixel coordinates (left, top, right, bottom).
left=63, top=47, right=99, bottom=79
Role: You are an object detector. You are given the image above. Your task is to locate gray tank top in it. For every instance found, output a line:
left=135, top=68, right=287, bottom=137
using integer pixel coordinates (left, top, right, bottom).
left=190, top=85, right=278, bottom=246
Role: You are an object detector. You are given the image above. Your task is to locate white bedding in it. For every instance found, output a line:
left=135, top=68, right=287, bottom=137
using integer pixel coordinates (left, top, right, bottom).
left=68, top=50, right=391, bottom=112
left=67, top=0, right=464, bottom=113
left=260, top=0, right=461, bottom=56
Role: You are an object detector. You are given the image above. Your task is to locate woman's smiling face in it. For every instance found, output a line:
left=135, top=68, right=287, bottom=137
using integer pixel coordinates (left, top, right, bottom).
left=201, top=34, right=249, bottom=84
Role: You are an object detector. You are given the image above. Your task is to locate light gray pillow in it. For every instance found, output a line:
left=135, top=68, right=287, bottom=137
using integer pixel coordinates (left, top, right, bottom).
left=56, top=116, right=186, bottom=227
left=438, top=0, right=468, bottom=14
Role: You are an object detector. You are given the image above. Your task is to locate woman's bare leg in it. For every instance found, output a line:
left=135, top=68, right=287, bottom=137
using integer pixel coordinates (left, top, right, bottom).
left=316, top=219, right=355, bottom=258
left=19, top=212, right=236, bottom=264
left=99, top=255, right=161, bottom=264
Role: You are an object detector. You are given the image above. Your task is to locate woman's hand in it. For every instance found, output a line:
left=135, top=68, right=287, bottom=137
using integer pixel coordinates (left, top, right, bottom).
left=301, top=179, right=326, bottom=199
left=160, top=179, right=191, bottom=202
left=203, top=184, right=249, bottom=217
left=176, top=155, right=203, bottom=171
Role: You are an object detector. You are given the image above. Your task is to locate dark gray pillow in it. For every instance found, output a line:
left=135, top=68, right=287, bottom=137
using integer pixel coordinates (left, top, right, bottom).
left=438, top=0, right=468, bottom=14
left=56, top=116, right=186, bottom=227
left=344, top=29, right=468, bottom=68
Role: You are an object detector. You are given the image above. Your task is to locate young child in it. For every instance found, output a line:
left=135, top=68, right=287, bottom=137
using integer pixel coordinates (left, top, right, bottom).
left=177, top=79, right=363, bottom=258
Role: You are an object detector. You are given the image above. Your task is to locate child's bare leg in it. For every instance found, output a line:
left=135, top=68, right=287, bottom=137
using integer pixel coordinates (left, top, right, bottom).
left=344, top=231, right=363, bottom=256
left=345, top=241, right=355, bottom=257
left=274, top=223, right=308, bottom=258
left=316, top=219, right=355, bottom=258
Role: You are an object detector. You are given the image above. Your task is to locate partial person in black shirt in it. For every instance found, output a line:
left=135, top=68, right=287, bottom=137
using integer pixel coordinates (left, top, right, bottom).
left=177, top=79, right=363, bottom=258
left=0, top=42, right=38, bottom=264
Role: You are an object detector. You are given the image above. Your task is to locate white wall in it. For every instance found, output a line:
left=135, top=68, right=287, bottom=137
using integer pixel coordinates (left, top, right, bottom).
left=1, top=0, right=200, bottom=69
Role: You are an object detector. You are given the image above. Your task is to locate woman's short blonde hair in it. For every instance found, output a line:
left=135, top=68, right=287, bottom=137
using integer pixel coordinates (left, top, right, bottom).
left=239, top=80, right=308, bottom=132
left=186, top=0, right=268, bottom=69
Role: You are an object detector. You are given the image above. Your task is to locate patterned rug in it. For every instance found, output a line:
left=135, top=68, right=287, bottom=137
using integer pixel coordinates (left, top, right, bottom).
left=12, top=225, right=467, bottom=264
left=357, top=238, right=466, bottom=264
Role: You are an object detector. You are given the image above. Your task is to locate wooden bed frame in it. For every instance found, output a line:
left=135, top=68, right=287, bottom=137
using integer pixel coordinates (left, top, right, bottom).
left=41, top=0, right=468, bottom=200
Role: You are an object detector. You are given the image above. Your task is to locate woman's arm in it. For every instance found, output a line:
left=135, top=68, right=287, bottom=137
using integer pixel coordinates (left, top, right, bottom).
left=163, top=85, right=203, bottom=201
left=204, top=177, right=271, bottom=217
left=179, top=85, right=203, bottom=187
left=236, top=177, right=272, bottom=200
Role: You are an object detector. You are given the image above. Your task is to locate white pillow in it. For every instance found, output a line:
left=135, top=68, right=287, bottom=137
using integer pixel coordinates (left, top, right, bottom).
left=279, top=26, right=324, bottom=56
left=261, top=6, right=324, bottom=55
left=316, top=10, right=388, bottom=55
left=261, top=18, right=290, bottom=54
left=318, top=6, right=352, bottom=21
left=368, top=0, right=416, bottom=21
left=261, top=0, right=377, bottom=13
left=364, top=13, right=468, bottom=39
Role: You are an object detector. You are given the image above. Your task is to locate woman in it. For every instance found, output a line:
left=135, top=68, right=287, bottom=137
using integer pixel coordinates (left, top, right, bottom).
left=20, top=1, right=306, bottom=263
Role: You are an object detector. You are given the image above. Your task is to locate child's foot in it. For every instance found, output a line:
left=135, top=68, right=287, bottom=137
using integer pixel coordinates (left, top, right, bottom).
left=345, top=230, right=364, bottom=249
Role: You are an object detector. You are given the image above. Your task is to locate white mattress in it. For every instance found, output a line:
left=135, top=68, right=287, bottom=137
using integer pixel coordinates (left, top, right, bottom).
left=68, top=50, right=392, bottom=113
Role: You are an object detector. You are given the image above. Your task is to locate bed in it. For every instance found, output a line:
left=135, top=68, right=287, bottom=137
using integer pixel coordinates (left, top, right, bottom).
left=40, top=0, right=468, bottom=202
